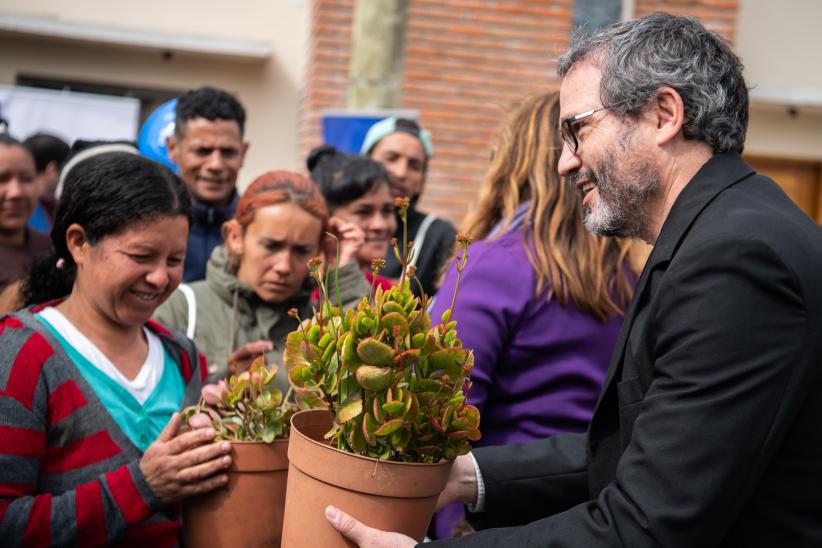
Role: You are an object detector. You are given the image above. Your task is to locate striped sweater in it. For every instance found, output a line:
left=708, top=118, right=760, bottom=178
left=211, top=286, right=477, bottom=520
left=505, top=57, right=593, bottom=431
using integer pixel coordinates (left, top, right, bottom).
left=0, top=305, right=206, bottom=546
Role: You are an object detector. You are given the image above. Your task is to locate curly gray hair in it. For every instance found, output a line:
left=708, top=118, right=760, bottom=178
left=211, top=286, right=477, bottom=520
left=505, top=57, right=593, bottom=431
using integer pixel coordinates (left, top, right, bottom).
left=558, top=12, right=748, bottom=154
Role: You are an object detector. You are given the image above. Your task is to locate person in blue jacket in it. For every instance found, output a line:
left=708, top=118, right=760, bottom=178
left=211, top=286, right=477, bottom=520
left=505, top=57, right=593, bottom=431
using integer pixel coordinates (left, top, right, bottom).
left=166, top=86, right=249, bottom=282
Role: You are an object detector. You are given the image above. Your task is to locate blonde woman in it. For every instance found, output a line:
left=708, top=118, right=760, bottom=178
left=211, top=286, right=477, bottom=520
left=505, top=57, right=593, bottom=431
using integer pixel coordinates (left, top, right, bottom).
left=430, top=92, right=635, bottom=538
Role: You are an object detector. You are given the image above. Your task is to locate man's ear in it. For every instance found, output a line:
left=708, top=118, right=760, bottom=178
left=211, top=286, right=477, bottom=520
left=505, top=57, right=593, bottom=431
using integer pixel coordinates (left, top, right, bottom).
left=44, top=161, right=59, bottom=179
left=166, top=134, right=179, bottom=164
left=65, top=223, right=90, bottom=267
left=239, top=141, right=250, bottom=167
left=653, top=86, right=686, bottom=146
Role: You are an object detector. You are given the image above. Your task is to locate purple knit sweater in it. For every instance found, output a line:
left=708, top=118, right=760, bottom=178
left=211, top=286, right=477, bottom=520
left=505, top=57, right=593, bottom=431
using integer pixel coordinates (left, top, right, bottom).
left=433, top=228, right=626, bottom=446
left=429, top=227, right=629, bottom=538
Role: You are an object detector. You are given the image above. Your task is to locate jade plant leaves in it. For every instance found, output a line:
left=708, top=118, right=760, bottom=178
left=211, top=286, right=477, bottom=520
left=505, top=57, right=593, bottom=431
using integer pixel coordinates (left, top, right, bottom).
left=355, top=365, right=394, bottom=391
left=287, top=221, right=481, bottom=463
left=428, top=348, right=469, bottom=377
left=356, top=338, right=395, bottom=367
left=337, top=394, right=363, bottom=424
left=182, top=357, right=294, bottom=442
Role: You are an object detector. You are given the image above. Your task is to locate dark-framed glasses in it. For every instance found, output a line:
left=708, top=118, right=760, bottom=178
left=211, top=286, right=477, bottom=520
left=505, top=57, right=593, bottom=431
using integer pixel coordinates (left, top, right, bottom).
left=560, top=99, right=630, bottom=154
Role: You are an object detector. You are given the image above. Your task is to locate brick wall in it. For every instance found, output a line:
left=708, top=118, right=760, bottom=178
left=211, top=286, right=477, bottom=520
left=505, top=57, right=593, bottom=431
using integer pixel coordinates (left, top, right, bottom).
left=299, top=0, right=740, bottom=227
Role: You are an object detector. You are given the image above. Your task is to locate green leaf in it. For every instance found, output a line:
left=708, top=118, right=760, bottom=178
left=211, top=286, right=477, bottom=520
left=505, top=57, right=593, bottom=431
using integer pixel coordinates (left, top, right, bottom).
left=347, top=416, right=367, bottom=453
left=374, top=418, right=404, bottom=436
left=356, top=338, right=394, bottom=367
left=337, top=394, right=363, bottom=424
left=381, top=400, right=404, bottom=414
left=363, top=412, right=378, bottom=446
left=355, top=365, right=394, bottom=392
left=284, top=330, right=310, bottom=370
left=429, top=348, right=468, bottom=377
left=380, top=312, right=409, bottom=339
left=341, top=333, right=362, bottom=371
left=295, top=388, right=327, bottom=410
left=382, top=301, right=405, bottom=315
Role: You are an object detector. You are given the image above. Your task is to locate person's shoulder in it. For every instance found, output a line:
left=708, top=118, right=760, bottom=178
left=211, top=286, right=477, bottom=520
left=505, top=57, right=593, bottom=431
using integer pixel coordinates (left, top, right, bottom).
left=0, top=309, right=59, bottom=371
left=702, top=174, right=821, bottom=256
left=470, top=228, right=529, bottom=259
left=430, top=215, right=457, bottom=237
left=457, top=231, right=535, bottom=292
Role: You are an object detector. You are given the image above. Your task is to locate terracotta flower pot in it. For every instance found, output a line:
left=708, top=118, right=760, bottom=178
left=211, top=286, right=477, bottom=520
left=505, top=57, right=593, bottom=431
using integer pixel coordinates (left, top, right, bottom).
left=184, top=438, right=289, bottom=547
left=281, top=409, right=453, bottom=547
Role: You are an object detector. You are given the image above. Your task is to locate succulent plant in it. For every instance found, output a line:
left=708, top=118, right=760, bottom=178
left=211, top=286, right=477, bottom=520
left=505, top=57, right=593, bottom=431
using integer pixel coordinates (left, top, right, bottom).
left=284, top=198, right=480, bottom=463
left=182, top=356, right=295, bottom=442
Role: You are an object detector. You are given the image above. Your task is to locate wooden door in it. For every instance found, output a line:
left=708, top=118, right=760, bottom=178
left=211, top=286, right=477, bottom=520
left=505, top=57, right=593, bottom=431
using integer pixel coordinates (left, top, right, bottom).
left=746, top=156, right=822, bottom=224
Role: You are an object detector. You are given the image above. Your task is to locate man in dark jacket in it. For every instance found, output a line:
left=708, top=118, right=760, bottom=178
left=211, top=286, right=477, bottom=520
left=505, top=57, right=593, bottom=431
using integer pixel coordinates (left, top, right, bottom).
left=167, top=86, right=248, bottom=282
left=327, top=13, right=822, bottom=547
left=361, top=117, right=456, bottom=298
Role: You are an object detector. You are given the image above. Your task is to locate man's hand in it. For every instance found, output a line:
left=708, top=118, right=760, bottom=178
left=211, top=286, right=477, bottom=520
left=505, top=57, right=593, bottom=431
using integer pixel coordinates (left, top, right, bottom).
left=436, top=453, right=479, bottom=510
left=324, top=217, right=365, bottom=268
left=325, top=506, right=416, bottom=547
left=228, top=340, right=274, bottom=375
left=140, top=413, right=232, bottom=505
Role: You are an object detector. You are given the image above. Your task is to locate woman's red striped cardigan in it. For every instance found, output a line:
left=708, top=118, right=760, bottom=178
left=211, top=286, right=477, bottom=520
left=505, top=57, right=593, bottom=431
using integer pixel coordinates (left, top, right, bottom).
left=0, top=305, right=206, bottom=546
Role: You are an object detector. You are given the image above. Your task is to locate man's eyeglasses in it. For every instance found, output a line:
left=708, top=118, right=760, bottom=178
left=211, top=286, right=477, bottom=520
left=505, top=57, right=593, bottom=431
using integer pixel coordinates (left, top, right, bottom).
left=559, top=99, right=630, bottom=154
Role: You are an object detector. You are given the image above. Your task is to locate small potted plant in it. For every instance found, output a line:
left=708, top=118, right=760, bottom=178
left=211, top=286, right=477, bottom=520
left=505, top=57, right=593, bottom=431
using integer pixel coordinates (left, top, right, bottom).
left=280, top=198, right=480, bottom=546
left=181, top=357, right=294, bottom=547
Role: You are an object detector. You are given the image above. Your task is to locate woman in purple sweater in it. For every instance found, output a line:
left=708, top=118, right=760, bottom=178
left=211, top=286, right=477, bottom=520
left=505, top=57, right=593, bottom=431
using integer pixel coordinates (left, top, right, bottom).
left=430, top=92, right=635, bottom=538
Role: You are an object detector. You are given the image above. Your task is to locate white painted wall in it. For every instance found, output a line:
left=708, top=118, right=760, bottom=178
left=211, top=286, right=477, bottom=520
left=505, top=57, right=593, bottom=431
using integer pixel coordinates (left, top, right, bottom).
left=737, top=0, right=822, bottom=160
left=0, top=0, right=311, bottom=189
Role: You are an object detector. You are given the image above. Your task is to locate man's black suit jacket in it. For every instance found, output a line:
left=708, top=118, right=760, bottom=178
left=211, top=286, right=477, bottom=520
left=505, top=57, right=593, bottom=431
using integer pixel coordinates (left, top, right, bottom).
left=435, top=153, right=822, bottom=547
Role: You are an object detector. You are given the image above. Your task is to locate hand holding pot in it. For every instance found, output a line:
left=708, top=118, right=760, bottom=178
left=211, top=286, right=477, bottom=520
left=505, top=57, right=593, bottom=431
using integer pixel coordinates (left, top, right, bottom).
left=436, top=453, right=479, bottom=510
left=140, top=413, right=233, bottom=505
left=325, top=506, right=416, bottom=548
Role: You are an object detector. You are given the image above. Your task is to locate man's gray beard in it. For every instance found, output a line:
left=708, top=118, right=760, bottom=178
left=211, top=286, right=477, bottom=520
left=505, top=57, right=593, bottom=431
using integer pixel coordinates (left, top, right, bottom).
left=583, top=151, right=660, bottom=240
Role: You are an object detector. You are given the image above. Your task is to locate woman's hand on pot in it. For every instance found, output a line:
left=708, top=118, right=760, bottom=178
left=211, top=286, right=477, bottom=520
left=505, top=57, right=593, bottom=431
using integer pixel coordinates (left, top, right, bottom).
left=140, top=413, right=232, bottom=505
left=325, top=506, right=416, bottom=547
left=228, top=340, right=274, bottom=375
left=324, top=217, right=365, bottom=268
left=436, top=453, right=479, bottom=510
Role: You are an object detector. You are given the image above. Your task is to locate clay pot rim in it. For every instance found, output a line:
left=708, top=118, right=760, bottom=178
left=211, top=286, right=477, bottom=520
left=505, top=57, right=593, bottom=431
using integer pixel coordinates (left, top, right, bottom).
left=224, top=438, right=289, bottom=445
left=291, top=409, right=451, bottom=469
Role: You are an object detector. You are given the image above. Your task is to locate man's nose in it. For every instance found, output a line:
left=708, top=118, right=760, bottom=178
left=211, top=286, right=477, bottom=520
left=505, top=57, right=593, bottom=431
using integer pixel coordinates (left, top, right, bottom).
left=205, top=150, right=225, bottom=171
left=392, top=160, right=408, bottom=181
left=557, top=143, right=581, bottom=177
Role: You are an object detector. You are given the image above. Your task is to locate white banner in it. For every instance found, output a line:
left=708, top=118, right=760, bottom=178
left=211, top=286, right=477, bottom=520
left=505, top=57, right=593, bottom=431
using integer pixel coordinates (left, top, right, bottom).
left=0, top=85, right=140, bottom=144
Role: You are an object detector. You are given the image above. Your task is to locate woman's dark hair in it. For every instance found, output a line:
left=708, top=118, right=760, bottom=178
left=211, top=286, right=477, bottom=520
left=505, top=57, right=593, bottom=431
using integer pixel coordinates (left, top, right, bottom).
left=22, top=152, right=191, bottom=305
left=307, top=145, right=390, bottom=211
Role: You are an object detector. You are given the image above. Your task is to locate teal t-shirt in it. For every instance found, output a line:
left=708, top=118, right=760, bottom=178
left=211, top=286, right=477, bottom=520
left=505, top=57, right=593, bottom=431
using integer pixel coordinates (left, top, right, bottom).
left=37, top=316, right=184, bottom=452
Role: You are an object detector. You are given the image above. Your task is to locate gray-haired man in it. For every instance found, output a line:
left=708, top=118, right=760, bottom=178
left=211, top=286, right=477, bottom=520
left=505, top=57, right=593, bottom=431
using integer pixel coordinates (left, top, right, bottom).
left=326, top=12, right=822, bottom=547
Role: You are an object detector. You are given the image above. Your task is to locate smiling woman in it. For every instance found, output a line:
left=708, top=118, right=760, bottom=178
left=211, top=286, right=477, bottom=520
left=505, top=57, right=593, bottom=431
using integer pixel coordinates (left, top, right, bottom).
left=153, top=170, right=372, bottom=385
left=0, top=134, right=52, bottom=292
left=0, top=152, right=232, bottom=546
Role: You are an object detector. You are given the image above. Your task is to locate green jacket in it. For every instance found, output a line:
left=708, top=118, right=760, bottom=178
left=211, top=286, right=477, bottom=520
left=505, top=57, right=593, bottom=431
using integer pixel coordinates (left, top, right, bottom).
left=153, top=245, right=371, bottom=385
